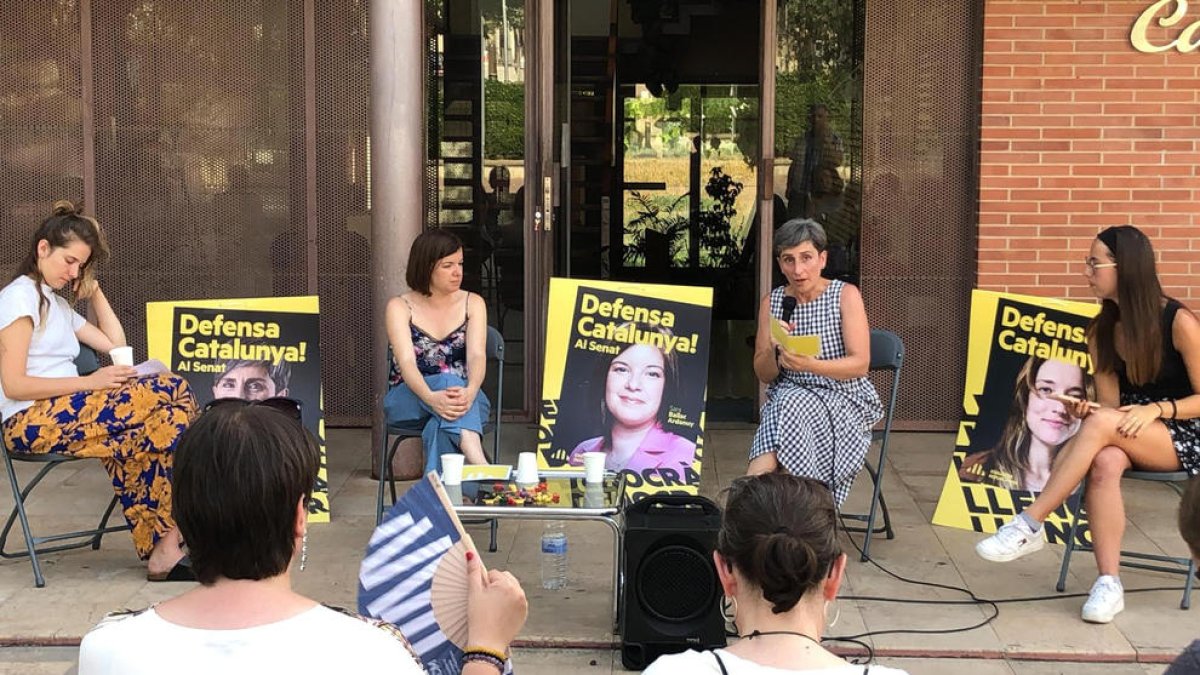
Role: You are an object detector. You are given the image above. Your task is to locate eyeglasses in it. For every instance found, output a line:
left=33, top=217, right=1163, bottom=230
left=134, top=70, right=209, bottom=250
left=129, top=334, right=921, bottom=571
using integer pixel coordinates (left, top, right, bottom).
left=203, top=396, right=303, bottom=421
left=1083, top=257, right=1117, bottom=274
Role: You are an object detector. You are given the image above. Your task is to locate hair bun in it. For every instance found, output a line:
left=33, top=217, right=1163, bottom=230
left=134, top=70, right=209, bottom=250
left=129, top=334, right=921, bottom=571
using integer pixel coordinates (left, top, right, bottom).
left=52, top=199, right=81, bottom=216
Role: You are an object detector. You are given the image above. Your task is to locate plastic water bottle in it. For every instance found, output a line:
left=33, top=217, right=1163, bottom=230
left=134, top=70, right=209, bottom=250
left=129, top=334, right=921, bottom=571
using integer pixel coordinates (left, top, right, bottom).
left=540, top=520, right=568, bottom=590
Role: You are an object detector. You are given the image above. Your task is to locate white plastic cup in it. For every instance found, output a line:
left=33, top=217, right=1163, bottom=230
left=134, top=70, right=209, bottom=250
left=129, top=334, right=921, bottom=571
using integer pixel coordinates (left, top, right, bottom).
left=583, top=451, right=606, bottom=485
left=441, top=453, right=466, bottom=486
left=443, top=483, right=465, bottom=506
left=516, top=451, right=539, bottom=484
left=109, top=346, right=134, bottom=367
left=583, top=484, right=605, bottom=509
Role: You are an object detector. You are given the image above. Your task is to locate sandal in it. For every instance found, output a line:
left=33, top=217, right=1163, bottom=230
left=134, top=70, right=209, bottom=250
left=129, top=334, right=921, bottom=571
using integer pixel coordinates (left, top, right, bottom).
left=147, top=555, right=196, bottom=582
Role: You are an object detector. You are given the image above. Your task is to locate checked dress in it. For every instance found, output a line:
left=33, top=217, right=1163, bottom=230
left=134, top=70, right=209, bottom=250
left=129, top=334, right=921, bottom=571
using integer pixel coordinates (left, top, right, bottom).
left=749, top=281, right=882, bottom=505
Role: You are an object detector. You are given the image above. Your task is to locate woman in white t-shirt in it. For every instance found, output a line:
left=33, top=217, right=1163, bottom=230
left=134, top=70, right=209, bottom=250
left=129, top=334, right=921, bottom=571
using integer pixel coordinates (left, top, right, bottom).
left=643, top=474, right=908, bottom=675
left=79, top=401, right=529, bottom=674
left=0, top=201, right=198, bottom=580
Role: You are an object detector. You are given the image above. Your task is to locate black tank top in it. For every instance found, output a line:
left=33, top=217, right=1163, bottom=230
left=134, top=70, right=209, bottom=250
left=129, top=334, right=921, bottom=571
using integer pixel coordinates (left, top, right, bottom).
left=1116, top=298, right=1194, bottom=401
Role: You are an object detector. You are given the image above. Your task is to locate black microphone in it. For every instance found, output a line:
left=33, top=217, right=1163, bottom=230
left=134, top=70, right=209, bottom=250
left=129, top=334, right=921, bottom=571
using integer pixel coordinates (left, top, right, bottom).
left=781, top=296, right=797, bottom=324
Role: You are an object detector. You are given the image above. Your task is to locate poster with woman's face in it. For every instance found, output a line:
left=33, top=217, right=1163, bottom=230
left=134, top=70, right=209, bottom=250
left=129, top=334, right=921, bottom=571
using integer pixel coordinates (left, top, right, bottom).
left=146, top=296, right=329, bottom=521
left=537, top=279, right=713, bottom=502
left=932, top=291, right=1099, bottom=545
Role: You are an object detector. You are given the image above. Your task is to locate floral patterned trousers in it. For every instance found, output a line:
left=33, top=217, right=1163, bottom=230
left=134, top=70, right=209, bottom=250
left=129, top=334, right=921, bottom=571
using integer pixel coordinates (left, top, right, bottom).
left=2, top=374, right=198, bottom=559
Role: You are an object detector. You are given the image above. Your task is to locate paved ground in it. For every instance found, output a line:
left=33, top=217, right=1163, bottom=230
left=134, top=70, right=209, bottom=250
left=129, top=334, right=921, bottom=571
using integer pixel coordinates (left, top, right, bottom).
left=1, top=426, right=1194, bottom=673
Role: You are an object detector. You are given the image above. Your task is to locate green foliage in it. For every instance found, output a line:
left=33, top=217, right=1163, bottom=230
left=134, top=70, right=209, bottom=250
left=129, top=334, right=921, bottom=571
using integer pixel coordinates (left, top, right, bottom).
left=622, top=167, right=747, bottom=269
left=484, top=79, right=525, bottom=159
left=773, top=0, right=861, bottom=156
left=774, top=73, right=853, bottom=158
left=696, top=167, right=745, bottom=268
left=622, top=191, right=690, bottom=267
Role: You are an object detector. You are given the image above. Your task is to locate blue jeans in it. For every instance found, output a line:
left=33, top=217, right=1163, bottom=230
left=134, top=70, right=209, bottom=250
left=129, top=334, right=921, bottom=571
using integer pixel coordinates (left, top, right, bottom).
left=384, top=373, right=491, bottom=475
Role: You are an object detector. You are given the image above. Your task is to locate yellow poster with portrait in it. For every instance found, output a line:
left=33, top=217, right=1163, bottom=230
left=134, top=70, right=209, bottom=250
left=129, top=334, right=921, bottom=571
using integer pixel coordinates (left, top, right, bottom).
left=932, top=290, right=1099, bottom=544
left=537, top=278, right=713, bottom=502
left=146, top=296, right=329, bottom=522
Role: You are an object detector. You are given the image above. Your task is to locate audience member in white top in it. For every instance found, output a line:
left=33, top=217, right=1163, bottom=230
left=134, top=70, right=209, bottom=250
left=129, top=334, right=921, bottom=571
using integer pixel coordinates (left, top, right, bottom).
left=643, top=474, right=908, bottom=675
left=0, top=200, right=197, bottom=579
left=78, top=400, right=528, bottom=675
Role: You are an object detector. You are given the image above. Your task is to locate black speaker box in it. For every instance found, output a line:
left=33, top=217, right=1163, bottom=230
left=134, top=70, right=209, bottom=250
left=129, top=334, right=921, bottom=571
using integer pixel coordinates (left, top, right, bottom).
left=620, top=494, right=726, bottom=670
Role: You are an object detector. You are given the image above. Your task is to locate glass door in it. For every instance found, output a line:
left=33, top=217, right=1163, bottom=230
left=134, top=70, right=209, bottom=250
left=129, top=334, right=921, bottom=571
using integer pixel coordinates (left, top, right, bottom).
left=424, top=0, right=559, bottom=416
left=557, top=0, right=764, bottom=420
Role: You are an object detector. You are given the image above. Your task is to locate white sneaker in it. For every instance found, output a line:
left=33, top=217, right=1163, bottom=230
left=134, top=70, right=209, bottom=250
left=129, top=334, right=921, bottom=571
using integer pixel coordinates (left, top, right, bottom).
left=1081, top=575, right=1124, bottom=624
left=975, top=517, right=1045, bottom=562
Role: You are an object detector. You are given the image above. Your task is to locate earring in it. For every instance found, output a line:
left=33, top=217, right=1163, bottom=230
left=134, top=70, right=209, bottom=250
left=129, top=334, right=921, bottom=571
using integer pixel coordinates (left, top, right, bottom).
left=299, top=531, right=308, bottom=572
left=721, top=595, right=738, bottom=630
left=824, top=599, right=840, bottom=629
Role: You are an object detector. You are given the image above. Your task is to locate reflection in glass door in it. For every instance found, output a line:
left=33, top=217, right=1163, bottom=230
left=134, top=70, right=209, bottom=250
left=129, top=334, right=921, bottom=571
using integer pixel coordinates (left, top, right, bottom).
left=559, top=0, right=764, bottom=421
left=425, top=0, right=528, bottom=412
left=772, top=0, right=864, bottom=284
left=618, top=84, right=759, bottom=277
left=616, top=84, right=762, bottom=420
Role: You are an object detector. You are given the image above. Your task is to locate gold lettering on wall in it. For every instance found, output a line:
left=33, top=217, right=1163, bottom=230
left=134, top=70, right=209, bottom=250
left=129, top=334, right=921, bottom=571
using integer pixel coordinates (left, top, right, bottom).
left=1132, top=0, right=1200, bottom=53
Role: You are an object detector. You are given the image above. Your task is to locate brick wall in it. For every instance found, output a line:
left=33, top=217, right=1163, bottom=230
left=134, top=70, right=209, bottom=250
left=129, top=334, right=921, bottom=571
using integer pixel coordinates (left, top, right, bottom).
left=979, top=0, right=1200, bottom=302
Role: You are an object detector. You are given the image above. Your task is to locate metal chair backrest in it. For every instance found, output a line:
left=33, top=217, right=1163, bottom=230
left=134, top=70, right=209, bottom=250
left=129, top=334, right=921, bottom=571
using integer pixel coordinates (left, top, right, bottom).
left=76, top=344, right=101, bottom=377
left=869, top=328, right=904, bottom=373
left=486, top=325, right=505, bottom=363
left=869, top=329, right=904, bottom=433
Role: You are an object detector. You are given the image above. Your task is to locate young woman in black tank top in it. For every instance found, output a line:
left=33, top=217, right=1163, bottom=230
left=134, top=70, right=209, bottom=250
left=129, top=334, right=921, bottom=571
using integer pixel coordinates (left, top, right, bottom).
left=977, top=225, right=1200, bottom=624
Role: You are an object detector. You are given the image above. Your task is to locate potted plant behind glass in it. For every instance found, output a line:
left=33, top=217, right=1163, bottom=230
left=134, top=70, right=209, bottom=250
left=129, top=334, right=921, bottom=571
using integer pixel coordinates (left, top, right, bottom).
left=623, top=191, right=689, bottom=271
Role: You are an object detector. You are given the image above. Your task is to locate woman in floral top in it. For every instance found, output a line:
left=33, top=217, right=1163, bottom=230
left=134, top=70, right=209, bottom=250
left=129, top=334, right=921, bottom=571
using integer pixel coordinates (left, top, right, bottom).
left=385, top=230, right=492, bottom=474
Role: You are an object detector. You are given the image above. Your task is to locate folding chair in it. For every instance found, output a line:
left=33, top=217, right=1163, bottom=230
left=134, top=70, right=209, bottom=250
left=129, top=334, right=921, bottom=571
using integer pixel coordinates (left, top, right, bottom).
left=841, top=329, right=904, bottom=561
left=1056, top=470, right=1196, bottom=610
left=377, top=326, right=504, bottom=552
left=1, top=346, right=124, bottom=588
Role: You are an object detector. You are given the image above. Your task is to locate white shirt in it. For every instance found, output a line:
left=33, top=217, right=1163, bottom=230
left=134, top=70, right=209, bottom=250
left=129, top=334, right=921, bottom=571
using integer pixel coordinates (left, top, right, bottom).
left=643, top=649, right=911, bottom=675
left=78, top=605, right=425, bottom=675
left=0, top=275, right=86, bottom=420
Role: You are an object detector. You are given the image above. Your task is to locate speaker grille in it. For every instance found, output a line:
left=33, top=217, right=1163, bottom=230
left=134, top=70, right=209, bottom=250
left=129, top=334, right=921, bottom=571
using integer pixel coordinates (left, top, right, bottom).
left=635, top=544, right=717, bottom=623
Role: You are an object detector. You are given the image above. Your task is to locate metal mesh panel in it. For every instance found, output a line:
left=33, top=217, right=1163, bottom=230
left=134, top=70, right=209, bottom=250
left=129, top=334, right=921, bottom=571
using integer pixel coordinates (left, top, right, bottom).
left=861, top=1, right=981, bottom=428
left=0, top=3, right=84, bottom=278
left=45, top=1, right=371, bottom=424
left=315, top=1, right=372, bottom=423
left=90, top=0, right=298, bottom=380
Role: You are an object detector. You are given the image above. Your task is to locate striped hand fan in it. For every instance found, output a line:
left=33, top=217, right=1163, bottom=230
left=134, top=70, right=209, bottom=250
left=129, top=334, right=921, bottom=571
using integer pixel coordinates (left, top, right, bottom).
left=358, top=472, right=490, bottom=674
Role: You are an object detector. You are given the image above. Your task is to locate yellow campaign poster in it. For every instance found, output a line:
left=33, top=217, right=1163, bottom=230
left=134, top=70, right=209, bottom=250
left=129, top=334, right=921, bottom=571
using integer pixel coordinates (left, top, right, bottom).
left=932, top=290, right=1099, bottom=544
left=537, top=278, right=713, bottom=502
left=146, top=296, right=329, bottom=522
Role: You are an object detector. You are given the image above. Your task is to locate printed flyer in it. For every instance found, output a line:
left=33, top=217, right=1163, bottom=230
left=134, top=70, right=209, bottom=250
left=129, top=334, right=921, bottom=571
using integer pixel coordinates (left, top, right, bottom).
left=932, top=290, right=1099, bottom=544
left=536, top=278, right=713, bottom=502
left=146, top=296, right=329, bottom=521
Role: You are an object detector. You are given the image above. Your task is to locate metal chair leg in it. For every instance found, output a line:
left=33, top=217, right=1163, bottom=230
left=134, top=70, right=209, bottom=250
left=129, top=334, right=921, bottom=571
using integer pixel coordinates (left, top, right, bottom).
left=387, top=437, right=401, bottom=506
left=91, top=496, right=120, bottom=550
left=3, top=454, right=46, bottom=588
left=1057, top=483, right=1086, bottom=593
left=376, top=434, right=390, bottom=526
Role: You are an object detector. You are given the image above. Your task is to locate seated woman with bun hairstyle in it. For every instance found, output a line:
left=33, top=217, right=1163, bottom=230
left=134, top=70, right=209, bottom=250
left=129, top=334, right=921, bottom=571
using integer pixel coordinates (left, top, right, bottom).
left=0, top=200, right=198, bottom=581
left=643, top=473, right=908, bottom=674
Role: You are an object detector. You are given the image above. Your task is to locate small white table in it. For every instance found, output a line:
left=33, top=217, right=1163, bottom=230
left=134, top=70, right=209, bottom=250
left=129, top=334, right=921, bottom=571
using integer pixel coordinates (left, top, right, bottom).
left=448, top=471, right=628, bottom=631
